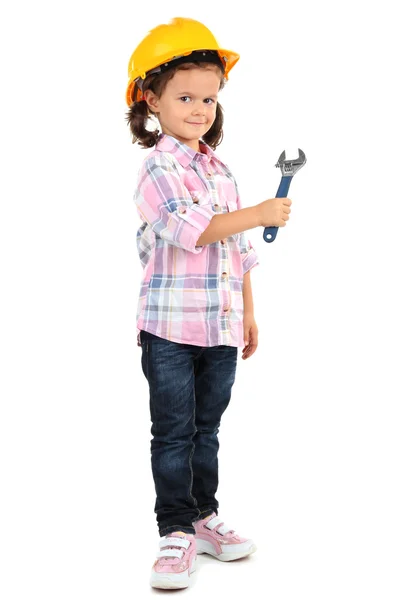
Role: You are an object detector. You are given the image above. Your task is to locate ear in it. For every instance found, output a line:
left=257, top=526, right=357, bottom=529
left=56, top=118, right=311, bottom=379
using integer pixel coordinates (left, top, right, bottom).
left=144, top=89, right=160, bottom=113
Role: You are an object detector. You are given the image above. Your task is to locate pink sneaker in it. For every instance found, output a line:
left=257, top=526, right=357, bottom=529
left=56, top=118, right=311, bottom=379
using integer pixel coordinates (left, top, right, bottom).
left=150, top=532, right=197, bottom=589
left=194, top=513, right=257, bottom=561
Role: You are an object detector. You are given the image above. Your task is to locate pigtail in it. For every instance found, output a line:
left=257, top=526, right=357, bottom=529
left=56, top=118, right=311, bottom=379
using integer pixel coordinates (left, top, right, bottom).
left=125, top=100, right=161, bottom=149
left=202, top=102, right=224, bottom=150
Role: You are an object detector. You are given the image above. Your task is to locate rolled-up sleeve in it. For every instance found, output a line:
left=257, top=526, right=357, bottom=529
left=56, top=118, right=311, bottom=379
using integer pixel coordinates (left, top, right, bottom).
left=239, top=234, right=259, bottom=274
left=134, top=153, right=215, bottom=253
left=233, top=178, right=260, bottom=274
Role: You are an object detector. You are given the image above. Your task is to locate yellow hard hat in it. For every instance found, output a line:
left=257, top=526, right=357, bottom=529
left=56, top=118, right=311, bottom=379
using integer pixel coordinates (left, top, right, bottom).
left=126, top=17, right=240, bottom=106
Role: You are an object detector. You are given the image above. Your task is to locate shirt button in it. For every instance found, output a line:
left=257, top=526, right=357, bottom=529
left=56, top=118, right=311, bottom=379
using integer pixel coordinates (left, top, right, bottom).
left=214, top=204, right=220, bottom=212
left=192, top=197, right=199, bottom=203
left=223, top=306, right=230, bottom=312
left=178, top=207, right=187, bottom=214
left=220, top=238, right=227, bottom=245
left=221, top=272, right=228, bottom=279
left=206, top=172, right=212, bottom=178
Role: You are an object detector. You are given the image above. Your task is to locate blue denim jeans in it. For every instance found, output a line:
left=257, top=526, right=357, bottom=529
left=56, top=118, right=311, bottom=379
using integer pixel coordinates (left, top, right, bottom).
left=140, top=330, right=238, bottom=537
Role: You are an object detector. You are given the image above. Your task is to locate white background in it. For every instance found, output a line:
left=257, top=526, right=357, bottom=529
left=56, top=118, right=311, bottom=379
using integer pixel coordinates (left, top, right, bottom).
left=1, top=1, right=399, bottom=598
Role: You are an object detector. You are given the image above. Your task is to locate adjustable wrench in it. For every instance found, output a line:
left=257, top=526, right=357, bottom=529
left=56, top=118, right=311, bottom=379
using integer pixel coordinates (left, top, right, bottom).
left=263, top=149, right=307, bottom=243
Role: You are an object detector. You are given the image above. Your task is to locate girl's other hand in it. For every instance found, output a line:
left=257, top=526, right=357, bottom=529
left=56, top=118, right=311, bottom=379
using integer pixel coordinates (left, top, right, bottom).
left=242, top=313, right=258, bottom=360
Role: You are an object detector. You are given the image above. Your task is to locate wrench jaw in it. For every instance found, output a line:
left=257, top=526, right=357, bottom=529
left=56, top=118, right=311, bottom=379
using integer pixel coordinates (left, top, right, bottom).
left=275, top=148, right=307, bottom=177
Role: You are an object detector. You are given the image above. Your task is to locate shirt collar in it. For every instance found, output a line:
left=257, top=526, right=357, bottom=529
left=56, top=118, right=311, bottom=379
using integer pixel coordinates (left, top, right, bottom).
left=155, top=133, right=226, bottom=169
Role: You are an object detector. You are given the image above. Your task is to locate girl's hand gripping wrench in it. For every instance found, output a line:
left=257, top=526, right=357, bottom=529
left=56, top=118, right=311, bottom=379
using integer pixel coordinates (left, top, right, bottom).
left=263, top=149, right=307, bottom=243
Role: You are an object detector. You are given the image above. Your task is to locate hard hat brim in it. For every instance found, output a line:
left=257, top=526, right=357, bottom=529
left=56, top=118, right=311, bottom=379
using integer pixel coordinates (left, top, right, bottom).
left=125, top=48, right=239, bottom=106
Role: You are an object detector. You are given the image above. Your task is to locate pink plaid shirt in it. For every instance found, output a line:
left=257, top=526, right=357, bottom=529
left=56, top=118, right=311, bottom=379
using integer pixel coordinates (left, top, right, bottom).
left=133, top=133, right=259, bottom=347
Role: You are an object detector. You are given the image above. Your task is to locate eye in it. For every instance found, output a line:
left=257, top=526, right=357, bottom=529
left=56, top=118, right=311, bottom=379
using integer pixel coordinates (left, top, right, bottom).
left=204, top=98, right=215, bottom=105
left=179, top=96, right=191, bottom=103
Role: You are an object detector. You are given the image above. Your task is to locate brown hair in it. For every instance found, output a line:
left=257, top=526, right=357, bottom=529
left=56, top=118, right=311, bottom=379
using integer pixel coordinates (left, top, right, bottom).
left=125, top=63, right=225, bottom=150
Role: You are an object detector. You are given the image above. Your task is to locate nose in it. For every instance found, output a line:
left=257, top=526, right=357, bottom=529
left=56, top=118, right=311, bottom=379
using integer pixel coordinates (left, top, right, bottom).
left=192, top=101, right=205, bottom=116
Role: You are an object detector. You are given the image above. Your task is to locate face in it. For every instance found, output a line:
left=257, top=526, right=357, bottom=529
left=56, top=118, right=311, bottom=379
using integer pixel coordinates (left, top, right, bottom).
left=144, top=67, right=221, bottom=152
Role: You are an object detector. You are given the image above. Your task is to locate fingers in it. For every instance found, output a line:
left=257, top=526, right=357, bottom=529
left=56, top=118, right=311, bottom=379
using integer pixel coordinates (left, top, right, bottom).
left=260, top=197, right=292, bottom=229
left=242, top=340, right=258, bottom=359
left=280, top=202, right=291, bottom=226
left=279, top=214, right=289, bottom=226
left=242, top=328, right=258, bottom=360
left=280, top=199, right=291, bottom=227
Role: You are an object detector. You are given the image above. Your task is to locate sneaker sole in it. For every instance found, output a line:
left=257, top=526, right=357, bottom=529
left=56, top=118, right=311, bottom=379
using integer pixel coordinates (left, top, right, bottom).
left=150, top=557, right=196, bottom=589
left=196, top=540, right=257, bottom=561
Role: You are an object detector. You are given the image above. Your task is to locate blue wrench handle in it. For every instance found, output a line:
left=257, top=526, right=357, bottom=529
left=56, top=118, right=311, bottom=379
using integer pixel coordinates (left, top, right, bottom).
left=263, top=175, right=293, bottom=243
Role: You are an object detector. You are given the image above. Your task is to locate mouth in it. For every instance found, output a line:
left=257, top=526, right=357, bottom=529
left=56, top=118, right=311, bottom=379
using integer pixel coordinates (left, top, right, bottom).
left=186, top=122, right=206, bottom=126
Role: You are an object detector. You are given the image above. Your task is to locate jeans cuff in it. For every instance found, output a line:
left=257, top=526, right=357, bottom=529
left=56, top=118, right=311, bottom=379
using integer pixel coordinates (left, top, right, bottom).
left=192, top=508, right=217, bottom=524
left=159, top=525, right=196, bottom=537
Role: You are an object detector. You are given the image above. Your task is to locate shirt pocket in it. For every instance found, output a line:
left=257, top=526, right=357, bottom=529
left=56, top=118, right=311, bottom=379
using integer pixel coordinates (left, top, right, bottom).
left=226, top=197, right=238, bottom=213
left=188, top=189, right=222, bottom=214
left=213, top=173, right=238, bottom=213
left=189, top=189, right=241, bottom=245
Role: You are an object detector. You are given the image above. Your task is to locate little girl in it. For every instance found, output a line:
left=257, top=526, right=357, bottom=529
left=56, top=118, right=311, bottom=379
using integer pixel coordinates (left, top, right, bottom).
left=125, top=17, right=292, bottom=589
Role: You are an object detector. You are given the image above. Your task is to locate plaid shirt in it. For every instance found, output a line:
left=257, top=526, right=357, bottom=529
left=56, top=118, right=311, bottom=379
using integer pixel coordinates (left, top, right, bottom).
left=133, top=133, right=259, bottom=347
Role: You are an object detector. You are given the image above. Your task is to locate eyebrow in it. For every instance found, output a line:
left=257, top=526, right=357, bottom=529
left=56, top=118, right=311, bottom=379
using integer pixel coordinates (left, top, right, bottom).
left=176, top=92, right=218, bottom=98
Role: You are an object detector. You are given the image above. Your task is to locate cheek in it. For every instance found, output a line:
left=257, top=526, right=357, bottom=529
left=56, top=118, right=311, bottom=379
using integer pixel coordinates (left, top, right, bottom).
left=175, top=103, right=188, bottom=115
